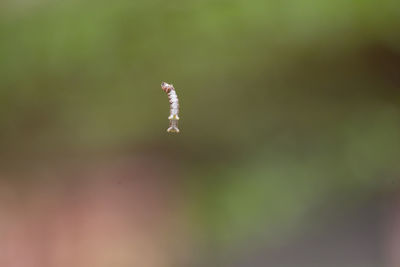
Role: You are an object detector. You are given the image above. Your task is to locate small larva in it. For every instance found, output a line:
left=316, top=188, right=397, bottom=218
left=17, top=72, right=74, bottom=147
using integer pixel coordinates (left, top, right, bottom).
left=161, top=82, right=180, bottom=133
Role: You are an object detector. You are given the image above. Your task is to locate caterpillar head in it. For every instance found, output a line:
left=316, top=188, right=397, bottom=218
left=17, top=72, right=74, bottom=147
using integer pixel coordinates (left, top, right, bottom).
left=161, top=82, right=174, bottom=93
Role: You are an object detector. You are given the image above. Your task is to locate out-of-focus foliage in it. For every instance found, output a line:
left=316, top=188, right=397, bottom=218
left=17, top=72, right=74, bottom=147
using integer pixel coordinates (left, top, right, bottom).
left=1, top=0, right=400, bottom=253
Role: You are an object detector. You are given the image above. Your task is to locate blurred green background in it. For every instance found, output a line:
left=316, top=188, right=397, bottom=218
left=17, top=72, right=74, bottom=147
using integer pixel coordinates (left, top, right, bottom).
left=1, top=0, right=400, bottom=266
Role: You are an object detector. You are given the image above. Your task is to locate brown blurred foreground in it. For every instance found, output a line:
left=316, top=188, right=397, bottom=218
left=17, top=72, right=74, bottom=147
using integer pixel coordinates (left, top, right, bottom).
left=0, top=156, right=189, bottom=267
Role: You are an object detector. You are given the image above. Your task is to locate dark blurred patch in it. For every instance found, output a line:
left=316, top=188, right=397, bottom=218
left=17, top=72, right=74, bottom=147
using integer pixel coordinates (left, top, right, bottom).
left=365, top=43, right=400, bottom=91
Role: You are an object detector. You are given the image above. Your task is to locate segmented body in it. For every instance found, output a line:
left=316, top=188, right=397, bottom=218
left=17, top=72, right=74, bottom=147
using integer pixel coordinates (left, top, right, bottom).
left=161, top=82, right=180, bottom=133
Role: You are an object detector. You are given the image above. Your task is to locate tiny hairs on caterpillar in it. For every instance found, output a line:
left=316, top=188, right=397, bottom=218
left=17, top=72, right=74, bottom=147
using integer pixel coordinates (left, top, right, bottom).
left=161, top=82, right=180, bottom=133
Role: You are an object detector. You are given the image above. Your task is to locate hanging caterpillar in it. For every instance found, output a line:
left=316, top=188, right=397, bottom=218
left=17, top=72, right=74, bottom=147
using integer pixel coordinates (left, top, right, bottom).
left=161, top=82, right=180, bottom=133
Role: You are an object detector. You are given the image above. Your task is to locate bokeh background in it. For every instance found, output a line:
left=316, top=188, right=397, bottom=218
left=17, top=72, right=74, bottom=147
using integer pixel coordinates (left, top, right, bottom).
left=1, top=0, right=400, bottom=266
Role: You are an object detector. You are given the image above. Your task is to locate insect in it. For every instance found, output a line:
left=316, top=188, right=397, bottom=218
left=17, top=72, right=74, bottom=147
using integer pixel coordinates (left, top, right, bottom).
left=161, top=82, right=180, bottom=133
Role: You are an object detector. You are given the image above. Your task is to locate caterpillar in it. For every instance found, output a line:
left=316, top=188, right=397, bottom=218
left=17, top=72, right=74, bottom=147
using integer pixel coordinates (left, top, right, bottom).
left=161, top=82, right=180, bottom=133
